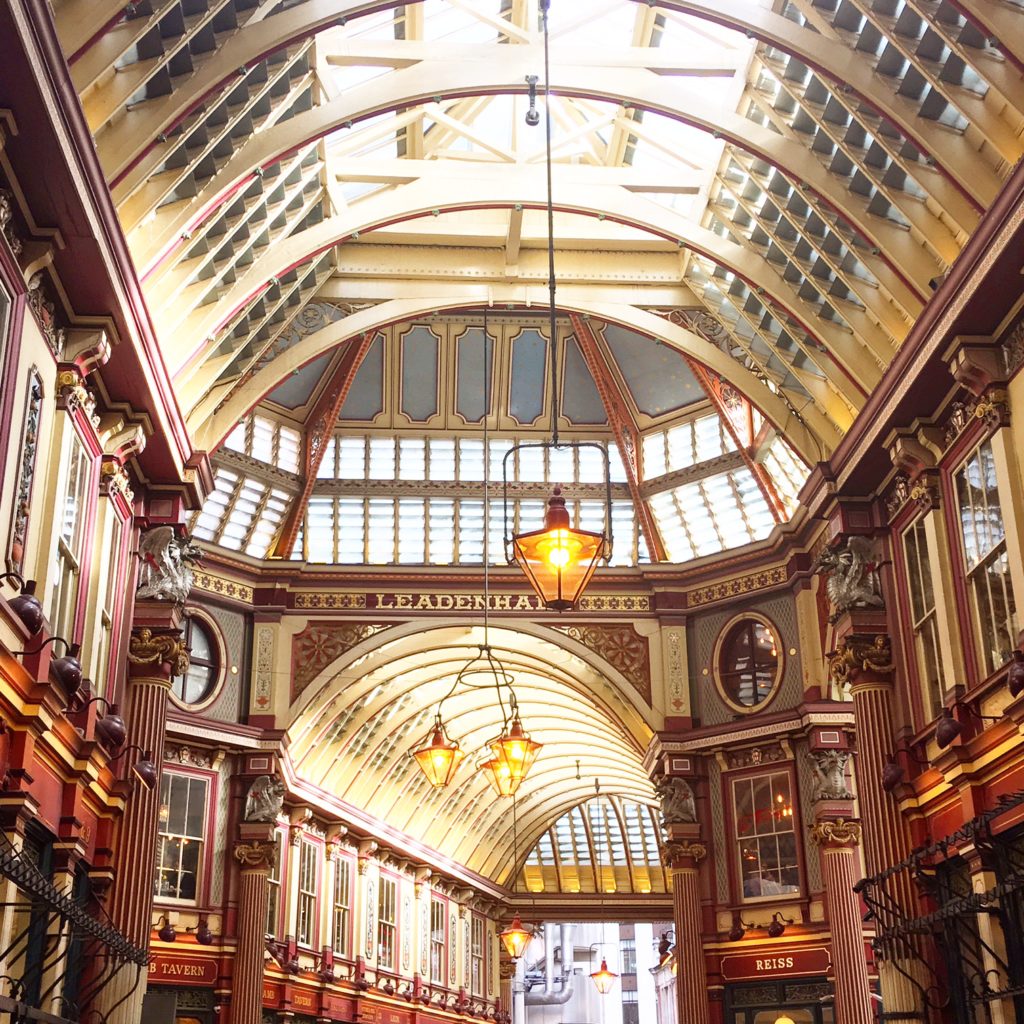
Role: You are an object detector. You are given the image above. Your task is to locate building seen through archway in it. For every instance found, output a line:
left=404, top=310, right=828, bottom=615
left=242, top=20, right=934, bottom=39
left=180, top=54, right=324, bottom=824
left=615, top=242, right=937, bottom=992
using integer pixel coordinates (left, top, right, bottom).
left=0, top=3, right=1023, bottom=1024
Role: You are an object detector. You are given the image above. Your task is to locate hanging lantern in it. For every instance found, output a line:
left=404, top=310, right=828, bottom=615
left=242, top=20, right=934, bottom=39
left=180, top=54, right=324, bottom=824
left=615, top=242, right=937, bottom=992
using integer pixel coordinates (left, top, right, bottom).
left=481, top=756, right=521, bottom=797
left=489, top=714, right=542, bottom=787
left=511, top=487, right=608, bottom=612
left=590, top=958, right=618, bottom=995
left=412, top=714, right=465, bottom=788
left=499, top=913, right=532, bottom=960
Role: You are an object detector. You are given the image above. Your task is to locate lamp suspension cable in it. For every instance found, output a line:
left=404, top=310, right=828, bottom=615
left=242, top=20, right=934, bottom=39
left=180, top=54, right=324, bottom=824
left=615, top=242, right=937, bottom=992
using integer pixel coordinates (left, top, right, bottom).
left=483, top=304, right=491, bottom=647
left=541, top=0, right=559, bottom=448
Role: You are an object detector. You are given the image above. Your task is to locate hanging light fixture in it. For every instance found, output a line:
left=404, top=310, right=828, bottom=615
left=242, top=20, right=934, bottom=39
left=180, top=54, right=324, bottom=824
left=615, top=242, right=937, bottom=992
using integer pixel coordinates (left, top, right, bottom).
left=411, top=310, right=542, bottom=790
left=412, top=713, right=466, bottom=789
left=489, top=699, right=542, bottom=789
left=504, top=0, right=612, bottom=612
left=499, top=791, right=534, bottom=959
left=590, top=958, right=619, bottom=995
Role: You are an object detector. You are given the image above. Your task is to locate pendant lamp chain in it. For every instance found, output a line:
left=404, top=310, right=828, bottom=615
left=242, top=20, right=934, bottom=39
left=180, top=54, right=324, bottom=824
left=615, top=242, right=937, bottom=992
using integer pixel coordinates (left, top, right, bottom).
left=541, top=0, right=559, bottom=447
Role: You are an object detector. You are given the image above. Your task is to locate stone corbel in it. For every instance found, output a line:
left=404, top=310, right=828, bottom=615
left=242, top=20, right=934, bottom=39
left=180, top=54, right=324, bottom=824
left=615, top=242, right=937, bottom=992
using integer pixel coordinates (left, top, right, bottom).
left=887, top=430, right=936, bottom=479
left=945, top=335, right=1004, bottom=396
left=61, top=328, right=111, bottom=378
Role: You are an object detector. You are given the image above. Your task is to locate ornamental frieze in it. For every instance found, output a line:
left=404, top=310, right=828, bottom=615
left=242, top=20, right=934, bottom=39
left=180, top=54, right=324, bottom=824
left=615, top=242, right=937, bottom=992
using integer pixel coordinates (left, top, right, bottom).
left=724, top=743, right=785, bottom=770
left=552, top=624, right=651, bottom=704
left=191, top=571, right=254, bottom=602
left=26, top=271, right=66, bottom=358
left=292, top=622, right=391, bottom=700
left=686, top=566, right=788, bottom=608
left=942, top=389, right=1009, bottom=448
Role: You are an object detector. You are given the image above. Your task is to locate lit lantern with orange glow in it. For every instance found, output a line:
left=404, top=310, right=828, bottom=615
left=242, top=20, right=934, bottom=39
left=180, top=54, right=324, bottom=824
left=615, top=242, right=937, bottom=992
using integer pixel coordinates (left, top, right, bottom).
left=481, top=756, right=521, bottom=797
left=590, top=958, right=618, bottom=995
left=411, top=715, right=465, bottom=789
left=489, top=713, right=542, bottom=787
left=511, top=487, right=608, bottom=611
left=499, top=913, right=533, bottom=960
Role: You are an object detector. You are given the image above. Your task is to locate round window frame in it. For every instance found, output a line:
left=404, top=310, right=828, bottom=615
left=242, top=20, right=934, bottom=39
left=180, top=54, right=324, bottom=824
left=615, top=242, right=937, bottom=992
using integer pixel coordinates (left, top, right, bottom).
left=168, top=608, right=227, bottom=712
left=712, top=613, right=784, bottom=715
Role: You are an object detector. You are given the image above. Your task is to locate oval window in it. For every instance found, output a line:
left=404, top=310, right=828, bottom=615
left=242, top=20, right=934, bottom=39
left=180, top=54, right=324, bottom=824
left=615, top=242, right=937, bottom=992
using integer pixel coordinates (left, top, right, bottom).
left=171, top=615, right=219, bottom=706
left=716, top=616, right=782, bottom=711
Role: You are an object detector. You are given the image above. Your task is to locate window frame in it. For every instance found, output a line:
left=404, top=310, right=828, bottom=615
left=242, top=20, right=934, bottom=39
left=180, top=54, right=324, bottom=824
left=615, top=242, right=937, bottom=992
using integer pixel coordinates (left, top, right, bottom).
left=728, top=767, right=802, bottom=904
left=712, top=613, right=784, bottom=714
left=266, top=830, right=284, bottom=939
left=296, top=838, right=320, bottom=948
left=377, top=873, right=398, bottom=971
left=951, top=436, right=1018, bottom=680
left=332, top=854, right=354, bottom=958
left=430, top=895, right=447, bottom=986
left=168, top=610, right=226, bottom=711
left=154, top=769, right=213, bottom=905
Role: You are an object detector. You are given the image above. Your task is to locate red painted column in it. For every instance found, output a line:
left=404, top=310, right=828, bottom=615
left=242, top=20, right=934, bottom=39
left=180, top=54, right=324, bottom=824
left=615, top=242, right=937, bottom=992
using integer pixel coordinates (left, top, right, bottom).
left=809, top=816, right=874, bottom=1024
left=833, top=634, right=926, bottom=1020
left=93, top=604, right=185, bottom=1024
left=232, top=834, right=275, bottom=1024
left=665, top=837, right=709, bottom=1024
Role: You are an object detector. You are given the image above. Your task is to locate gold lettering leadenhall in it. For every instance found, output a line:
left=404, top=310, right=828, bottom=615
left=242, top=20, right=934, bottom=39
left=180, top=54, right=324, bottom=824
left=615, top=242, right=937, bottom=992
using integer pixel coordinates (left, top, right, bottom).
left=127, top=627, right=190, bottom=676
left=808, top=818, right=862, bottom=847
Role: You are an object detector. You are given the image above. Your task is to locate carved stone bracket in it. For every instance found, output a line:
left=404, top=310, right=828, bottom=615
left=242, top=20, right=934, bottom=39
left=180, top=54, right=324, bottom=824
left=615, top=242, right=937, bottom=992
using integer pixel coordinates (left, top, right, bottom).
left=128, top=627, right=190, bottom=677
left=827, top=634, right=893, bottom=689
left=808, top=818, right=862, bottom=848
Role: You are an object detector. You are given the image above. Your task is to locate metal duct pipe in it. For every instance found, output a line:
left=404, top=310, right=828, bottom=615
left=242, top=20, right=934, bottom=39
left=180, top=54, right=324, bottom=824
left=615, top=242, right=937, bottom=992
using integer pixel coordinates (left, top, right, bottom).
left=524, top=923, right=575, bottom=1006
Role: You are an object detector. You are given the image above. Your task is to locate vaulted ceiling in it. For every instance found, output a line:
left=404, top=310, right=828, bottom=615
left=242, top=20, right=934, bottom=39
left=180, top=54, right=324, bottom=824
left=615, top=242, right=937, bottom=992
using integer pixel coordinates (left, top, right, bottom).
left=53, top=0, right=1024, bottom=463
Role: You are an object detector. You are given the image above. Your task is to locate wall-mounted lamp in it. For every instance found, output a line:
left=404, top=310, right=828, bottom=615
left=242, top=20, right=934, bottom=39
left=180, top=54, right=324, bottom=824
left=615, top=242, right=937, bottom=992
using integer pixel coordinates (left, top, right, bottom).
left=766, top=912, right=793, bottom=938
left=108, top=744, right=158, bottom=790
left=187, top=917, right=213, bottom=944
left=156, top=916, right=176, bottom=942
left=64, top=692, right=127, bottom=750
left=934, top=702, right=1002, bottom=750
left=0, top=573, right=44, bottom=634
left=1008, top=650, right=1024, bottom=698
left=15, top=633, right=84, bottom=701
left=881, top=743, right=930, bottom=792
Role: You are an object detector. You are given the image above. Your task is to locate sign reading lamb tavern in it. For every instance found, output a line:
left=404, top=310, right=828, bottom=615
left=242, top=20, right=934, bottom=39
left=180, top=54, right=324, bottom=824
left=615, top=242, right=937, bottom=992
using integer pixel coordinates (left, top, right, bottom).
left=720, top=945, right=831, bottom=982
left=293, top=591, right=651, bottom=613
left=148, top=954, right=218, bottom=985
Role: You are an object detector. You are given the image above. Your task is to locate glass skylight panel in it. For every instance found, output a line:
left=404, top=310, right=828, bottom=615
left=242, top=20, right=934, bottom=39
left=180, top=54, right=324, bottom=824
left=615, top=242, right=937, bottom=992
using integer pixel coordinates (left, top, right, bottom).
left=397, top=499, right=426, bottom=563
left=458, top=439, right=485, bottom=482
left=399, top=438, right=426, bottom=481
left=548, top=445, right=574, bottom=486
left=308, top=497, right=336, bottom=562
left=224, top=421, right=246, bottom=454
left=368, top=437, right=396, bottom=481
left=251, top=416, right=275, bottom=465
left=337, top=436, right=367, bottom=479
left=428, top=438, right=456, bottom=481
left=428, top=500, right=456, bottom=564
left=517, top=445, right=545, bottom=483
left=367, top=499, right=395, bottom=563
left=245, top=489, right=290, bottom=558
left=277, top=427, right=301, bottom=474
left=459, top=499, right=485, bottom=563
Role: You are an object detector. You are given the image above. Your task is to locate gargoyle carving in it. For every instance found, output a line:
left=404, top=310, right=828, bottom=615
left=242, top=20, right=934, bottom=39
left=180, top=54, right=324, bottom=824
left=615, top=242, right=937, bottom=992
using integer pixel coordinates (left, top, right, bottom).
left=807, top=750, right=853, bottom=802
left=244, top=775, right=286, bottom=823
left=655, top=776, right=697, bottom=825
left=137, top=526, right=202, bottom=604
left=813, top=536, right=884, bottom=623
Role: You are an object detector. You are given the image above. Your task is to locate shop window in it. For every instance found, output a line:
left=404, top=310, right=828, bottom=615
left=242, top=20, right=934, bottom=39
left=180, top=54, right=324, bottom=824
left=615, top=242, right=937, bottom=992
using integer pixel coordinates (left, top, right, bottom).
left=955, top=439, right=1017, bottom=676
left=377, top=876, right=397, bottom=969
left=50, top=436, right=92, bottom=640
left=732, top=772, right=799, bottom=900
left=170, top=615, right=219, bottom=706
left=91, top=514, right=123, bottom=696
left=715, top=616, right=782, bottom=711
left=902, top=517, right=945, bottom=719
left=155, top=773, right=208, bottom=901
left=296, top=839, right=319, bottom=946
left=332, top=857, right=352, bottom=957
left=471, top=915, right=485, bottom=996
left=430, top=896, right=446, bottom=985
left=266, top=832, right=283, bottom=937
left=621, top=937, right=637, bottom=975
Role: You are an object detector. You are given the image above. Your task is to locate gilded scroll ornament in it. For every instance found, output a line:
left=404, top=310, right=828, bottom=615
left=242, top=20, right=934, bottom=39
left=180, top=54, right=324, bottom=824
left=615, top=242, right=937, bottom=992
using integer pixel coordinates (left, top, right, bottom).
left=660, top=840, right=707, bottom=865
left=808, top=818, right=862, bottom=847
left=233, top=840, right=276, bottom=868
left=827, top=634, right=893, bottom=688
left=128, top=627, right=190, bottom=676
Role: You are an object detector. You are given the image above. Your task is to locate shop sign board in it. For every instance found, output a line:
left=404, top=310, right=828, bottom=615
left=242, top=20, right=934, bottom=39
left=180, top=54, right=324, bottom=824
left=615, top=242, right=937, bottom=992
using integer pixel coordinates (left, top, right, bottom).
left=148, top=954, right=218, bottom=985
left=720, top=945, right=831, bottom=981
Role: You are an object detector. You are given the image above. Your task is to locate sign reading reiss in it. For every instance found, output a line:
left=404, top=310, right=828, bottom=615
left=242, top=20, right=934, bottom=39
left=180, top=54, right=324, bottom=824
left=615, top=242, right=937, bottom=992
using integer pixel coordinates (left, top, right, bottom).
left=720, top=946, right=831, bottom=982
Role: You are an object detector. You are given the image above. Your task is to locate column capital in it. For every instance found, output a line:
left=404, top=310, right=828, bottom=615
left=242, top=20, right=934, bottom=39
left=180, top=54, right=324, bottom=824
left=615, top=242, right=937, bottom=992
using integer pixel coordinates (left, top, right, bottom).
left=809, top=818, right=862, bottom=849
left=127, top=626, right=189, bottom=682
left=234, top=839, right=276, bottom=870
left=661, top=840, right=707, bottom=867
left=828, top=633, right=894, bottom=690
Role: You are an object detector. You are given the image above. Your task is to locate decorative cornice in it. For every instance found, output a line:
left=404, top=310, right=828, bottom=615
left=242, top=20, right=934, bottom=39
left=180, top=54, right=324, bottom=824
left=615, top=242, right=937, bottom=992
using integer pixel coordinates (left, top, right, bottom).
left=808, top=818, right=861, bottom=848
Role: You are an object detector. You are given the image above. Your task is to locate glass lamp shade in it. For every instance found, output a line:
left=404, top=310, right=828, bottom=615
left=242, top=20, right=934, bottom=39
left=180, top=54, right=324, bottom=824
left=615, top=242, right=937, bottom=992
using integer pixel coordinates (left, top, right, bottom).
left=499, top=914, right=532, bottom=960
left=489, top=715, right=541, bottom=786
left=480, top=757, right=522, bottom=797
left=412, top=717, right=466, bottom=789
left=935, top=707, right=963, bottom=749
left=590, top=959, right=618, bottom=995
left=511, top=487, right=607, bottom=612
